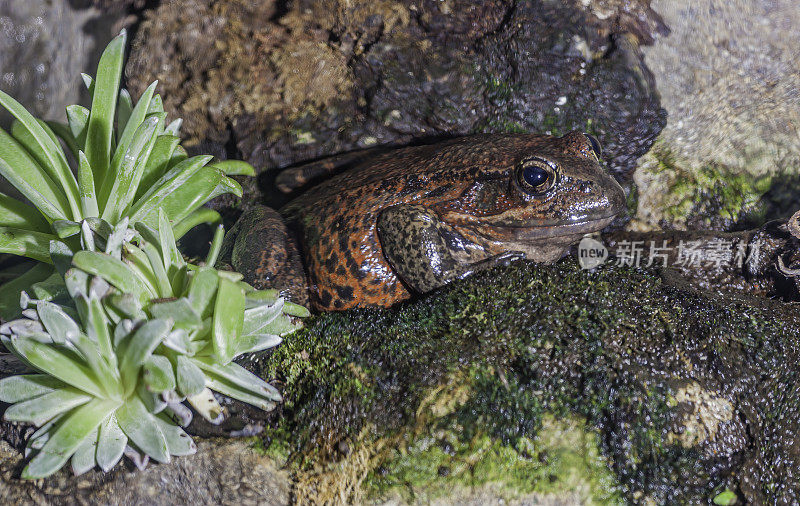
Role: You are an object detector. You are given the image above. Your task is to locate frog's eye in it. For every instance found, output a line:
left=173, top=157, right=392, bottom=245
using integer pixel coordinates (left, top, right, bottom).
left=583, top=133, right=602, bottom=161
left=516, top=157, right=558, bottom=195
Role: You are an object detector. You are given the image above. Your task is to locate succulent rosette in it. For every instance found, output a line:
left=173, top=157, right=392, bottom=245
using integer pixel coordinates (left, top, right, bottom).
left=0, top=215, right=307, bottom=478
left=0, top=29, right=251, bottom=318
left=0, top=32, right=308, bottom=479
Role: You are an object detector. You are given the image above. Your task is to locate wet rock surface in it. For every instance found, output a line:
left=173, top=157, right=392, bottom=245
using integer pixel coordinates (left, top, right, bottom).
left=247, top=259, right=800, bottom=504
left=127, top=0, right=666, bottom=210
left=0, top=438, right=290, bottom=505
left=0, top=1, right=129, bottom=129
left=632, top=0, right=800, bottom=230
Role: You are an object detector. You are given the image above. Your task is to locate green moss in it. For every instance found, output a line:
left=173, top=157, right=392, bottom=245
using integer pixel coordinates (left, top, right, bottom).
left=368, top=412, right=623, bottom=504
left=486, top=119, right=528, bottom=133
left=651, top=145, right=771, bottom=227
left=249, top=258, right=800, bottom=503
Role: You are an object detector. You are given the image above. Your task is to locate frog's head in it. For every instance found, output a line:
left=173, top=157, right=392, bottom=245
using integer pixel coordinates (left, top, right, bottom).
left=434, top=131, right=626, bottom=261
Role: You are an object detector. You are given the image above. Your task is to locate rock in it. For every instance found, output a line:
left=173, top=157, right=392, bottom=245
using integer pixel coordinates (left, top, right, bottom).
left=0, top=439, right=290, bottom=505
left=0, top=1, right=129, bottom=129
left=631, top=0, right=800, bottom=230
left=246, top=258, right=800, bottom=504
left=127, top=0, right=666, bottom=211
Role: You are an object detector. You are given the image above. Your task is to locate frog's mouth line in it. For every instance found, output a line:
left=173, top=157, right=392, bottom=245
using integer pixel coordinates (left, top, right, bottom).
left=458, top=215, right=618, bottom=243
left=508, top=215, right=617, bottom=241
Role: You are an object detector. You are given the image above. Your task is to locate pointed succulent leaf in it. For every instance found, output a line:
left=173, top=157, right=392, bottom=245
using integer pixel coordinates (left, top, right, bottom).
left=104, top=216, right=130, bottom=258
left=192, top=357, right=282, bottom=403
left=209, top=159, right=256, bottom=176
left=100, top=115, right=160, bottom=222
left=154, top=413, right=196, bottom=456
left=158, top=208, right=184, bottom=274
left=76, top=151, right=99, bottom=217
left=80, top=220, right=96, bottom=251
left=121, top=242, right=162, bottom=297
left=135, top=134, right=180, bottom=200
left=136, top=381, right=167, bottom=413
left=168, top=144, right=188, bottom=168
left=64, top=268, right=91, bottom=299
left=96, top=414, right=128, bottom=472
left=4, top=388, right=92, bottom=425
left=116, top=89, right=133, bottom=139
left=172, top=208, right=222, bottom=240
left=141, top=168, right=242, bottom=229
left=0, top=124, right=72, bottom=219
left=66, top=104, right=90, bottom=150
left=9, top=335, right=105, bottom=398
left=148, top=94, right=164, bottom=114
left=187, top=267, right=218, bottom=318
left=0, top=374, right=66, bottom=403
left=83, top=295, right=115, bottom=362
left=212, top=276, right=244, bottom=364
left=242, top=298, right=285, bottom=336
left=142, top=354, right=176, bottom=393
left=70, top=427, right=99, bottom=476
left=107, top=293, right=145, bottom=321
left=164, top=118, right=182, bottom=136
left=25, top=413, right=63, bottom=455
left=36, top=300, right=79, bottom=344
left=30, top=272, right=68, bottom=303
left=149, top=298, right=202, bottom=329
left=1, top=94, right=80, bottom=218
left=162, top=328, right=191, bottom=354
left=118, top=318, right=172, bottom=395
left=0, top=192, right=50, bottom=232
left=22, top=398, right=120, bottom=479
left=72, top=251, right=152, bottom=302
left=52, top=220, right=81, bottom=239
left=175, top=355, right=205, bottom=397
left=85, top=30, right=126, bottom=192
left=205, top=376, right=277, bottom=412
left=139, top=240, right=173, bottom=297
left=116, top=395, right=170, bottom=463
left=128, top=155, right=213, bottom=223
left=81, top=73, right=94, bottom=91
left=235, top=333, right=283, bottom=355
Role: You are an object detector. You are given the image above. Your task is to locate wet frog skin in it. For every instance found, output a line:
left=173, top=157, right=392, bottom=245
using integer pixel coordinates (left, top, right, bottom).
left=228, top=131, right=626, bottom=311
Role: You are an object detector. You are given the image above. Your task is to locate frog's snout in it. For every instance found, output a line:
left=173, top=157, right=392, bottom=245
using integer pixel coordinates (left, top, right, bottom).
left=594, top=174, right=627, bottom=220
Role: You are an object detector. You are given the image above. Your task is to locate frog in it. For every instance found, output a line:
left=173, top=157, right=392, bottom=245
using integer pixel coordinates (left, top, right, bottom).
left=224, top=131, right=626, bottom=311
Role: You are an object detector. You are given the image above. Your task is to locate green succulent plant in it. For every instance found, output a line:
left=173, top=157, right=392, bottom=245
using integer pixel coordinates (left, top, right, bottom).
left=0, top=29, right=252, bottom=318
left=0, top=32, right=309, bottom=480
left=0, top=216, right=307, bottom=478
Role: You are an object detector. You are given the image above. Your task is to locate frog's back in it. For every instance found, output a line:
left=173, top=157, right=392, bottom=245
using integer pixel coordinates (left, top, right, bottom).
left=280, top=133, right=553, bottom=215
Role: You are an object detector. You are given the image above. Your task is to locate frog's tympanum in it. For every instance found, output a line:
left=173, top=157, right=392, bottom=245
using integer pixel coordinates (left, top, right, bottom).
left=227, top=131, right=626, bottom=311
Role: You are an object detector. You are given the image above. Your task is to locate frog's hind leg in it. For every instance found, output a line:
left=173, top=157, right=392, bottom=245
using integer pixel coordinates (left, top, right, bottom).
left=377, top=204, right=523, bottom=294
left=223, top=205, right=308, bottom=307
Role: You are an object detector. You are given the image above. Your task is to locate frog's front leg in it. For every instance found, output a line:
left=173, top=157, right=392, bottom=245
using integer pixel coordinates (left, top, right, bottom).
left=377, top=204, right=523, bottom=293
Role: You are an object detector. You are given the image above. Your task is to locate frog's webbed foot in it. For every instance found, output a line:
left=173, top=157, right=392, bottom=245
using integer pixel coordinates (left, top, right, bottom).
left=223, top=205, right=308, bottom=307
left=377, top=204, right=524, bottom=294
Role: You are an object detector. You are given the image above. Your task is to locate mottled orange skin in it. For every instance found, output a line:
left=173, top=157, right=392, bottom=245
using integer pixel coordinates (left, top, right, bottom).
left=278, top=131, right=625, bottom=311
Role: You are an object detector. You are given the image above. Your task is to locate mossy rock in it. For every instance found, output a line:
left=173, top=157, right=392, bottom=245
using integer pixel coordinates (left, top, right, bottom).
left=248, top=258, right=800, bottom=504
